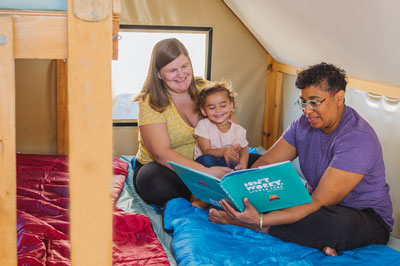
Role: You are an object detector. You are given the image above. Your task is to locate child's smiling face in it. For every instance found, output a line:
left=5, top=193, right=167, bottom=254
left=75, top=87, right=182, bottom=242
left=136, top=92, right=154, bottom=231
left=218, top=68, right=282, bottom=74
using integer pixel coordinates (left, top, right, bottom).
left=201, top=91, right=234, bottom=125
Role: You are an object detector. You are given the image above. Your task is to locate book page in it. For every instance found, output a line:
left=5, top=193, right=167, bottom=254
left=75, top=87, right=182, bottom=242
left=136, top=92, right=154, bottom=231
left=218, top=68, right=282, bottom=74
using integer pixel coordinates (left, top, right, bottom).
left=222, top=167, right=257, bottom=179
left=257, top=160, right=290, bottom=169
left=223, top=161, right=290, bottom=180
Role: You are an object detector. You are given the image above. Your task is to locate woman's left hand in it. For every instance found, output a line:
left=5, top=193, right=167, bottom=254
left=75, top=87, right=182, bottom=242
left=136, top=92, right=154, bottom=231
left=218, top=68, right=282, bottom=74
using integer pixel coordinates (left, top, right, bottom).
left=204, top=166, right=232, bottom=179
left=220, top=197, right=259, bottom=227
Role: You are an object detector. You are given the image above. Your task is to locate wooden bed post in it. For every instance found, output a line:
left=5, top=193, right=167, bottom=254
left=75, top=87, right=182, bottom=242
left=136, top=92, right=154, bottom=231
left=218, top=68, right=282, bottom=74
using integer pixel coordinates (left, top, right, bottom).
left=272, top=72, right=283, bottom=144
left=112, top=0, right=121, bottom=60
left=57, top=59, right=69, bottom=155
left=67, top=0, right=114, bottom=265
left=0, top=16, right=17, bottom=266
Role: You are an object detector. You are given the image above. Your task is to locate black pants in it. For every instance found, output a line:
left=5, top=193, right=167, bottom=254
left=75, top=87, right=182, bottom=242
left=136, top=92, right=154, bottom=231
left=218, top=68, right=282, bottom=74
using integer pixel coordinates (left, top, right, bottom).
left=269, top=205, right=390, bottom=251
left=134, top=153, right=262, bottom=206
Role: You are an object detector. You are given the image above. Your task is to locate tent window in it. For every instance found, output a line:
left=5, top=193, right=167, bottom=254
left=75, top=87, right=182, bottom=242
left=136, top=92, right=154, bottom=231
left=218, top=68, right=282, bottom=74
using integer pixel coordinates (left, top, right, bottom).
left=112, top=25, right=213, bottom=123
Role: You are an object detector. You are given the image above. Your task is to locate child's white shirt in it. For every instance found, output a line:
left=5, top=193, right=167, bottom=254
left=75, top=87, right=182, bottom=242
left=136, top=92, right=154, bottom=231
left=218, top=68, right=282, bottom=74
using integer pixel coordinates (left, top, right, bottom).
left=194, top=118, right=248, bottom=159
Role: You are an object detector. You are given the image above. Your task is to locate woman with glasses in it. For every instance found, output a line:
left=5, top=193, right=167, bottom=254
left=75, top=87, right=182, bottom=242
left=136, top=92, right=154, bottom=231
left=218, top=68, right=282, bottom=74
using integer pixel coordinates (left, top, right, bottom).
left=209, top=62, right=393, bottom=256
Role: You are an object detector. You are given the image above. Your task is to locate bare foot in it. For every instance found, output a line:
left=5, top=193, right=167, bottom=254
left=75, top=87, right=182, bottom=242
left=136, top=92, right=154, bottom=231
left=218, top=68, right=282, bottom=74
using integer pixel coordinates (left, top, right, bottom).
left=208, top=208, right=238, bottom=225
left=191, top=200, right=210, bottom=210
left=322, top=246, right=338, bottom=256
left=190, top=194, right=210, bottom=210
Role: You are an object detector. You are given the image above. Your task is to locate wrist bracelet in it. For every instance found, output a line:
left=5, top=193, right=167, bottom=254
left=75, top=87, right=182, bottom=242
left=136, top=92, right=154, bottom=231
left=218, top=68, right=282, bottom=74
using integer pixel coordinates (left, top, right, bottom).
left=259, top=213, right=263, bottom=232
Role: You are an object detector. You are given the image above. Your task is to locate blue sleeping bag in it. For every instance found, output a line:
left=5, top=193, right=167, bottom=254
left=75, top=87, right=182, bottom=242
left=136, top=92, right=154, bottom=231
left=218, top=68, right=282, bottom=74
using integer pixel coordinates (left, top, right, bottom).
left=164, top=198, right=400, bottom=266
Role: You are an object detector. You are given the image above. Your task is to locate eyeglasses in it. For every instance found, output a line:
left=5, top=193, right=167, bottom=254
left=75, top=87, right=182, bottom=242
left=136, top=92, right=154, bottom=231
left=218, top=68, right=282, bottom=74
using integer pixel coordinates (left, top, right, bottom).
left=294, top=90, right=338, bottom=110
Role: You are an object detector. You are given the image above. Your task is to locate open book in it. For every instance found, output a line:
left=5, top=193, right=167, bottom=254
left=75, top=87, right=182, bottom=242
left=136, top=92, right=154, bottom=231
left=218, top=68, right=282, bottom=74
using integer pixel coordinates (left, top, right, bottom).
left=168, top=160, right=312, bottom=212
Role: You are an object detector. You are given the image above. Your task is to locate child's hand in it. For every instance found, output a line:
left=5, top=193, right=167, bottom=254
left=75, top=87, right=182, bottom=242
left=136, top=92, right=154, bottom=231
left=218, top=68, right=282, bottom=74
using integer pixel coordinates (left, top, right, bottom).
left=234, top=165, right=243, bottom=171
left=223, top=144, right=241, bottom=167
left=223, top=147, right=238, bottom=166
left=232, top=144, right=241, bottom=153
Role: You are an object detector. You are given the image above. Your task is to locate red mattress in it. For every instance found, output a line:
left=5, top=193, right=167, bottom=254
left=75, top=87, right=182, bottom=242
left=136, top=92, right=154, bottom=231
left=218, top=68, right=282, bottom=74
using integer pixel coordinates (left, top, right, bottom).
left=16, top=154, right=169, bottom=266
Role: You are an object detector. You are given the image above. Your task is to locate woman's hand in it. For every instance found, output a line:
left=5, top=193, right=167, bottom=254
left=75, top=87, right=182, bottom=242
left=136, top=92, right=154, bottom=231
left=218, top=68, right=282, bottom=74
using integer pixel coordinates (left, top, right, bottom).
left=204, top=166, right=233, bottom=179
left=220, top=197, right=259, bottom=227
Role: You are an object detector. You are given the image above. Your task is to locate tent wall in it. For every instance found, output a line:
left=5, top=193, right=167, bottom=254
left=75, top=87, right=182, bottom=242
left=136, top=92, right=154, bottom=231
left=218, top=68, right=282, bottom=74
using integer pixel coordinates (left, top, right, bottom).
left=16, top=0, right=268, bottom=156
left=223, top=0, right=400, bottom=88
left=15, top=59, right=57, bottom=155
left=114, top=0, right=268, bottom=156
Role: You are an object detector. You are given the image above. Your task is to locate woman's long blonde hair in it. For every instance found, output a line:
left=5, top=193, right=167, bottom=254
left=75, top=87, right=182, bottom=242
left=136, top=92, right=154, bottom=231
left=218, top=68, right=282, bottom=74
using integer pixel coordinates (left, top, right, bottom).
left=133, top=38, right=198, bottom=112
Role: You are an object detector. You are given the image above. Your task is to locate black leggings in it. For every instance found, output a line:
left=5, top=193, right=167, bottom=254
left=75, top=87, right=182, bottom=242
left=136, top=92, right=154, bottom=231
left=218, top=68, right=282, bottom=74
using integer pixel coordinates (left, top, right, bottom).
left=269, top=205, right=390, bottom=251
left=134, top=153, right=262, bottom=206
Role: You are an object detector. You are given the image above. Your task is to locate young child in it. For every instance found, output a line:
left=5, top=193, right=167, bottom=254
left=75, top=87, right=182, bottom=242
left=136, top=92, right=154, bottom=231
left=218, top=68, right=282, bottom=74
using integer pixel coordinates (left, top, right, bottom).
left=194, top=80, right=249, bottom=170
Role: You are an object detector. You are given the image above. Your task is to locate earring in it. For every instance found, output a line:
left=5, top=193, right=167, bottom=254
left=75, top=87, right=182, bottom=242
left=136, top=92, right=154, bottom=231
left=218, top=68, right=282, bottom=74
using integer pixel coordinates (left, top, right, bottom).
left=158, top=72, right=162, bottom=80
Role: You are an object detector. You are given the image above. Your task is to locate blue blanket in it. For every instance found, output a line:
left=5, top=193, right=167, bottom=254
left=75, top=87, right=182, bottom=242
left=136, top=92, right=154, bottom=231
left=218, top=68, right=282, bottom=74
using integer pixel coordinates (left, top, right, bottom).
left=164, top=198, right=400, bottom=266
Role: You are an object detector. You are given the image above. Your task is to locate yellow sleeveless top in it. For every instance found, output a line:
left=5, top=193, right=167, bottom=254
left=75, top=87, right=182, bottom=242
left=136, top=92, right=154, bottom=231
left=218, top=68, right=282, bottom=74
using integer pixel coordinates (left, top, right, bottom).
left=136, top=96, right=196, bottom=164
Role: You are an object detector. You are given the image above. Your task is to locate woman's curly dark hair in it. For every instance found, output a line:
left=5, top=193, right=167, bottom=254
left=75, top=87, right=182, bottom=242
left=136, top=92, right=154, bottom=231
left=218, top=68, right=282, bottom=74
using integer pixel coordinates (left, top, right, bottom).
left=295, top=62, right=347, bottom=93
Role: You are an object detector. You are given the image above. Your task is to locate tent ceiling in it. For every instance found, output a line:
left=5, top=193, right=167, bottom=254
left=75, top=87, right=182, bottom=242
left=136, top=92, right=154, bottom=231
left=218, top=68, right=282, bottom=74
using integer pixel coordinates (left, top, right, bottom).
left=224, top=0, right=400, bottom=86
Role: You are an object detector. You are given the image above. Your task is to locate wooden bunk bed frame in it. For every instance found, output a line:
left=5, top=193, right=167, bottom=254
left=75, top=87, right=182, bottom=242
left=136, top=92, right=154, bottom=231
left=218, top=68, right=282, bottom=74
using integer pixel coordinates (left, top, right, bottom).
left=0, top=0, right=120, bottom=265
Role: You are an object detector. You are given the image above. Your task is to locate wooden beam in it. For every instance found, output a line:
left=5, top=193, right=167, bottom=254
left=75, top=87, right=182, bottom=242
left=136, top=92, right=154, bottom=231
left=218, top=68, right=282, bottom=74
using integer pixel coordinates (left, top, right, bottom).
left=112, top=14, right=120, bottom=60
left=68, top=0, right=113, bottom=265
left=111, top=0, right=120, bottom=60
left=263, top=54, right=279, bottom=149
left=277, top=63, right=301, bottom=76
left=113, top=0, right=121, bottom=15
left=272, top=72, right=283, bottom=143
left=0, top=10, right=68, bottom=59
left=0, top=15, right=17, bottom=266
left=0, top=9, right=119, bottom=60
left=277, top=63, right=400, bottom=100
left=346, top=78, right=400, bottom=100
left=73, top=0, right=110, bottom=22
left=56, top=59, right=69, bottom=155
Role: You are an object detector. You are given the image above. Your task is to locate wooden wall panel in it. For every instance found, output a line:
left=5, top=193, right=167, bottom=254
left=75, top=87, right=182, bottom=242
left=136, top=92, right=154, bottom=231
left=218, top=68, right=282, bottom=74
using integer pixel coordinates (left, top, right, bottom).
left=0, top=10, right=68, bottom=59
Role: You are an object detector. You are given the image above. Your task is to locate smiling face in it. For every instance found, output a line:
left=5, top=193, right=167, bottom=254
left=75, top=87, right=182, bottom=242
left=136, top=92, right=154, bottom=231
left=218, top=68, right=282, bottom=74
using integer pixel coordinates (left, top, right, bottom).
left=300, top=84, right=345, bottom=134
left=201, top=91, right=234, bottom=126
left=159, top=54, right=193, bottom=95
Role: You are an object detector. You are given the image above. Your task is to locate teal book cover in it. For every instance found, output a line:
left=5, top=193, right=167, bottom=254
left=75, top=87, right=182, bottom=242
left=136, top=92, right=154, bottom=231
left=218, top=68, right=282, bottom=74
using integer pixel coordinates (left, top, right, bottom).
left=168, top=161, right=312, bottom=212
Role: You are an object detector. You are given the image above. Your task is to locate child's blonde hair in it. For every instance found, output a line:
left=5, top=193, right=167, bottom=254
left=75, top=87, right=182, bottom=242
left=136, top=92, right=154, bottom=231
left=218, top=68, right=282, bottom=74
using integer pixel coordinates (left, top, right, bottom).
left=197, top=80, right=237, bottom=118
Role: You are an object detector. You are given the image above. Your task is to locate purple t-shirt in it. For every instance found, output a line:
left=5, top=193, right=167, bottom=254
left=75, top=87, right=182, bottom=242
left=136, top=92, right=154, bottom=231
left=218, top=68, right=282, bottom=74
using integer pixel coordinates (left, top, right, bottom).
left=283, top=106, right=393, bottom=230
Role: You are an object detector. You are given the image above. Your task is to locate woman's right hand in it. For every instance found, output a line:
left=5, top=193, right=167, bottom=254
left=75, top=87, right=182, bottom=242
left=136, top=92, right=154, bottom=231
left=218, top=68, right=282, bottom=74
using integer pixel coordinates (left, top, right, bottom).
left=204, top=166, right=232, bottom=179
